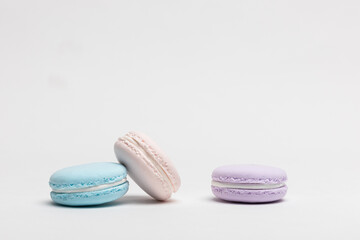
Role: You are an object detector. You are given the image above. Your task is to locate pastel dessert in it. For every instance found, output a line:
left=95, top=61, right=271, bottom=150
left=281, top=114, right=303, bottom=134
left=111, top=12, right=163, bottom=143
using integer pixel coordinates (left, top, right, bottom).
left=211, top=164, right=287, bottom=203
left=49, top=162, right=129, bottom=206
left=114, top=131, right=181, bottom=201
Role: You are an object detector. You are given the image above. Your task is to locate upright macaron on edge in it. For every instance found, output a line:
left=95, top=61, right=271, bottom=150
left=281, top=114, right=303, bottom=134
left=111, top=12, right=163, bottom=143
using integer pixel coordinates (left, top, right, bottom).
left=114, top=131, right=181, bottom=201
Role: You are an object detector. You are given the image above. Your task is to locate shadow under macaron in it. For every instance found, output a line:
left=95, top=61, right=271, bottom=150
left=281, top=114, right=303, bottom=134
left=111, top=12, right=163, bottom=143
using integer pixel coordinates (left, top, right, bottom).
left=118, top=195, right=178, bottom=205
left=44, top=200, right=122, bottom=208
left=43, top=195, right=177, bottom=208
left=208, top=197, right=287, bottom=205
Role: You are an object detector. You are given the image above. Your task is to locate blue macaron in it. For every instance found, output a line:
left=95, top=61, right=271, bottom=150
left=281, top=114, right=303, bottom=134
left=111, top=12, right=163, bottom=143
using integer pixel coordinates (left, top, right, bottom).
left=49, top=162, right=129, bottom=206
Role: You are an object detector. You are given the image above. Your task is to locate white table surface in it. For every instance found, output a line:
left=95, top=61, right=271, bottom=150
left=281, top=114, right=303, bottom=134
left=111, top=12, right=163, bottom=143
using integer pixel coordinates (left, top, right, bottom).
left=1, top=1, right=360, bottom=239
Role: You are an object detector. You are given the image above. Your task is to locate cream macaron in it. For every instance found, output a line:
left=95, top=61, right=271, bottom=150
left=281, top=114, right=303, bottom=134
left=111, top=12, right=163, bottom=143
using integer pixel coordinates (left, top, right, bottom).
left=114, top=131, right=181, bottom=201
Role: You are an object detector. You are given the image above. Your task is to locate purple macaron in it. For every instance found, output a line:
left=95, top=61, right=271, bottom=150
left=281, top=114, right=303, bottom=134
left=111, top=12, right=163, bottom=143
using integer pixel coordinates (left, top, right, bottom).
left=211, top=164, right=288, bottom=203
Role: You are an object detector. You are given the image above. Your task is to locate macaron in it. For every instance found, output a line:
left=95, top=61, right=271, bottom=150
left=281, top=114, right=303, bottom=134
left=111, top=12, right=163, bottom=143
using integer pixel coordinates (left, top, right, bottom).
left=49, top=162, right=129, bottom=206
left=114, top=131, right=181, bottom=201
left=211, top=164, right=287, bottom=203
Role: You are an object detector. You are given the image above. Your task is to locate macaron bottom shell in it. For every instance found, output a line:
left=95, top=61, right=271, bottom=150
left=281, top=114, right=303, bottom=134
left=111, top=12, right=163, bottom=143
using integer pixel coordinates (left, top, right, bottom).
left=211, top=185, right=287, bottom=203
left=50, top=181, right=129, bottom=206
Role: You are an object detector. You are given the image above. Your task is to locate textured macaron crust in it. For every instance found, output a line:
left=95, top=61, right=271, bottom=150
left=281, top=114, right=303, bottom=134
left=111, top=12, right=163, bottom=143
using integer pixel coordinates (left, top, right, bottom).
left=211, top=164, right=287, bottom=203
left=49, top=162, right=129, bottom=206
left=114, top=131, right=181, bottom=201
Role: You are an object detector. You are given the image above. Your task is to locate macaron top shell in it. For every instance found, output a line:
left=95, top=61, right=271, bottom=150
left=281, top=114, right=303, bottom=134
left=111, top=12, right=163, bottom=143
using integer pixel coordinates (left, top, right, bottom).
left=212, top=164, right=287, bottom=184
left=49, top=162, right=127, bottom=191
left=114, top=131, right=181, bottom=201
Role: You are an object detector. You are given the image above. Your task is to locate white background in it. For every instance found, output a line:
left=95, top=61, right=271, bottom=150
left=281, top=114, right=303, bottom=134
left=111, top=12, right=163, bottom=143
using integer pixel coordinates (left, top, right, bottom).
left=1, top=0, right=360, bottom=239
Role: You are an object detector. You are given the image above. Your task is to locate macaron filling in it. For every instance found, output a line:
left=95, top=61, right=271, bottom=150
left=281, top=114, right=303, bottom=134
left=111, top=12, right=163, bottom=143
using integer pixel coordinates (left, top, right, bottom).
left=211, top=181, right=285, bottom=190
left=51, top=178, right=128, bottom=194
left=120, top=134, right=174, bottom=192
